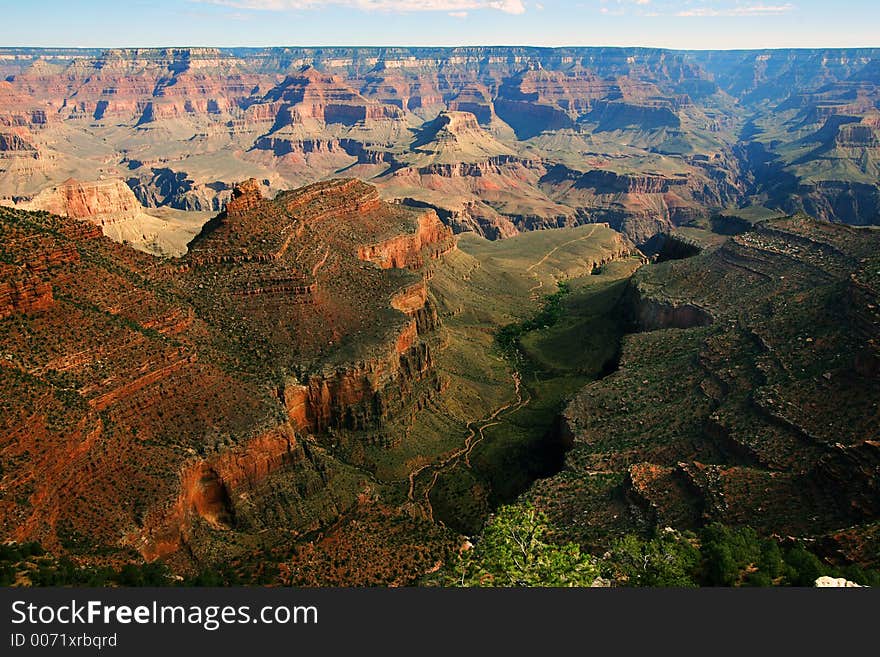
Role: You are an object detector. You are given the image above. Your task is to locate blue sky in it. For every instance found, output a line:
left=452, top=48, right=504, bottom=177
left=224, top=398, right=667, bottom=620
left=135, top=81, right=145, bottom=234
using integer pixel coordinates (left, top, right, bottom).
left=2, top=0, right=878, bottom=50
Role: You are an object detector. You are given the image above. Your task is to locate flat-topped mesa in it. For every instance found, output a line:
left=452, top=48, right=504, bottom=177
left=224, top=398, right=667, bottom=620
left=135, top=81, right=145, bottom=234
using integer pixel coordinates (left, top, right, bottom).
left=447, top=85, right=496, bottom=123
left=253, top=135, right=345, bottom=157
left=411, top=111, right=516, bottom=163
left=589, top=99, right=682, bottom=131
left=500, top=67, right=615, bottom=114
left=16, top=178, right=199, bottom=257
left=432, top=110, right=482, bottom=134
left=100, top=47, right=223, bottom=61
left=572, top=169, right=689, bottom=195
left=537, top=163, right=728, bottom=244
left=411, top=155, right=538, bottom=179
left=836, top=122, right=880, bottom=148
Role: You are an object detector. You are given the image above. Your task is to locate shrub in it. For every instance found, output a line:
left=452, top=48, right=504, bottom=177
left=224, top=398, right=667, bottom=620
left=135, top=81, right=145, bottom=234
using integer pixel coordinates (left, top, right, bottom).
left=604, top=529, right=700, bottom=587
left=442, top=504, right=600, bottom=587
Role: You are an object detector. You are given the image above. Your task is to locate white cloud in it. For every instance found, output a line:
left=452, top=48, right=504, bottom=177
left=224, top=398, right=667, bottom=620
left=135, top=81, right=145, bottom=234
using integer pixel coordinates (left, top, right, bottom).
left=677, top=3, right=795, bottom=17
left=195, top=0, right=526, bottom=14
left=592, top=1, right=795, bottom=18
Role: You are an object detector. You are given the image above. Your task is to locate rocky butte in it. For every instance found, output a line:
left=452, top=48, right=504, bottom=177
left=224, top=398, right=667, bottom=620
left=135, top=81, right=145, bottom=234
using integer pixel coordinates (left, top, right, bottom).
left=1, top=172, right=647, bottom=583
left=11, top=178, right=207, bottom=256
left=0, top=179, right=461, bottom=577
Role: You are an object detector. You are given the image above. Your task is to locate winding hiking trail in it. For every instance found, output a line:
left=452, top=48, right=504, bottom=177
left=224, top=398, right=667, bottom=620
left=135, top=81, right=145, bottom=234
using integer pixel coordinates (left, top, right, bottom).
left=406, top=371, right=529, bottom=523
left=405, top=226, right=604, bottom=522
left=527, top=225, right=598, bottom=299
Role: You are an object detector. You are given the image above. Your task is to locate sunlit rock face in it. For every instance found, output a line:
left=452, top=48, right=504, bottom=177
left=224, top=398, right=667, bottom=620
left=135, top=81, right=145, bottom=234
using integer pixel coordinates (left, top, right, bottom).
left=2, top=46, right=877, bottom=252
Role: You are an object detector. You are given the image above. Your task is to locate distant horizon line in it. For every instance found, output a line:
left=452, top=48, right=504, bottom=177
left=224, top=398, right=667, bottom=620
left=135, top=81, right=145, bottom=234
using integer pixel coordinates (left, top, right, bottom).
left=3, top=44, right=880, bottom=53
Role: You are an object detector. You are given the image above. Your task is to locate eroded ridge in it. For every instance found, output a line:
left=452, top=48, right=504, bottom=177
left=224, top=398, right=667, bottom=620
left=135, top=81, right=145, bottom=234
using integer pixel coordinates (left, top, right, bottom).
left=0, top=179, right=458, bottom=576
left=528, top=215, right=880, bottom=568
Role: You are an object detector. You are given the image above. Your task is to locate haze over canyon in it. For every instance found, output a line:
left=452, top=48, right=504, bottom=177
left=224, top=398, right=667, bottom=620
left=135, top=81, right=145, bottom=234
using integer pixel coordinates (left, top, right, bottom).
left=2, top=46, right=879, bottom=252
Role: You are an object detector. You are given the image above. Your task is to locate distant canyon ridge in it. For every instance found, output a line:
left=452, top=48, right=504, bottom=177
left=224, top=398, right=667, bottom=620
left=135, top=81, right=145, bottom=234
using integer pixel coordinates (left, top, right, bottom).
left=0, top=46, right=878, bottom=255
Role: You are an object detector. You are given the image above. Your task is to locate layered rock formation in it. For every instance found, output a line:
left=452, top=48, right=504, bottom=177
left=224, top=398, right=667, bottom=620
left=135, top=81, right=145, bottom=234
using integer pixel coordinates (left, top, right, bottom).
left=2, top=46, right=875, bottom=251
left=244, top=66, right=410, bottom=182
left=0, top=173, right=654, bottom=584
left=527, top=215, right=880, bottom=568
left=15, top=178, right=205, bottom=256
left=410, top=110, right=515, bottom=163
left=0, top=179, right=457, bottom=578
left=707, top=51, right=880, bottom=230
left=537, top=165, right=731, bottom=244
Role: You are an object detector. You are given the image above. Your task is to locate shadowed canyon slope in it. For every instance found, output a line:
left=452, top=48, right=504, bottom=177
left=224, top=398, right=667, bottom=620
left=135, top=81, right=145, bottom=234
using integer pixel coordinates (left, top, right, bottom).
left=527, top=216, right=880, bottom=568
left=0, top=178, right=639, bottom=583
left=1, top=46, right=878, bottom=253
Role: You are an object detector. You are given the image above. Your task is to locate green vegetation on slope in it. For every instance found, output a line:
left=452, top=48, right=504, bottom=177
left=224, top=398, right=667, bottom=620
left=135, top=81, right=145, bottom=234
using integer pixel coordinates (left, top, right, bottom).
left=430, top=505, right=601, bottom=587
left=421, top=234, right=641, bottom=535
left=495, top=280, right=572, bottom=359
left=0, top=542, right=172, bottom=587
left=354, top=223, right=633, bottom=517
left=521, top=215, right=880, bottom=579
left=434, top=504, right=880, bottom=588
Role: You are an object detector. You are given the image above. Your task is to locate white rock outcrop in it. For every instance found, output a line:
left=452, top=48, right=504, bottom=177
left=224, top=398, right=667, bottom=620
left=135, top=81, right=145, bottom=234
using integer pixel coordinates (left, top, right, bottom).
left=815, top=576, right=863, bottom=587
